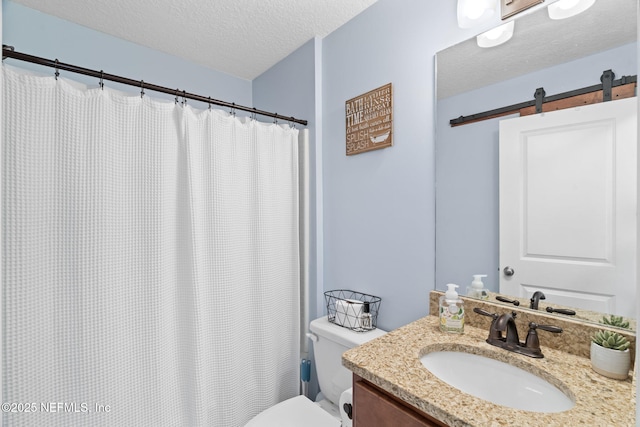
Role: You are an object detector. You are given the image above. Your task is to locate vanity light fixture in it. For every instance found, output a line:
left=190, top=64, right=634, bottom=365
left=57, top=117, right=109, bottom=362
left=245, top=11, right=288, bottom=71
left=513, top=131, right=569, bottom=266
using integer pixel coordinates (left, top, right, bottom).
left=457, top=0, right=497, bottom=29
left=476, top=21, right=515, bottom=48
left=547, top=0, right=596, bottom=20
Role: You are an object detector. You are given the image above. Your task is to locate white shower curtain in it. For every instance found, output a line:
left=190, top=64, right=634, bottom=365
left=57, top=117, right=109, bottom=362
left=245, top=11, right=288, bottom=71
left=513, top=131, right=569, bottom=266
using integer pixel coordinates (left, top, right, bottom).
left=2, top=65, right=302, bottom=427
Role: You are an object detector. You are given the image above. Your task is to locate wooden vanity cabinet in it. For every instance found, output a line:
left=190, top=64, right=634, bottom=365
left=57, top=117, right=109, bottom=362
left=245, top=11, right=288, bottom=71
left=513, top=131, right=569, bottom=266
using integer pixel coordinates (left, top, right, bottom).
left=352, top=374, right=448, bottom=427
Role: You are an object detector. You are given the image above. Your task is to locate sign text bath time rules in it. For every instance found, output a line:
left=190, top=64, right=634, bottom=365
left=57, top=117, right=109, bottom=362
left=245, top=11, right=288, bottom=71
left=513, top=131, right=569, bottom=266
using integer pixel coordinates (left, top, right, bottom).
left=345, top=83, right=393, bottom=155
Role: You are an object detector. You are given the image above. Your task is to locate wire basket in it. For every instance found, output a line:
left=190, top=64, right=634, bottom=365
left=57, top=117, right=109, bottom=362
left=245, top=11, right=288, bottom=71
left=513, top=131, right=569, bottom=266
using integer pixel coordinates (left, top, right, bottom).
left=324, top=290, right=381, bottom=332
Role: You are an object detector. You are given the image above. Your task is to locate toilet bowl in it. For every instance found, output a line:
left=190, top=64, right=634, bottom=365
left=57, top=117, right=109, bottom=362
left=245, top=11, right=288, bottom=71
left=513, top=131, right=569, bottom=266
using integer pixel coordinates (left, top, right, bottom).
left=245, top=315, right=386, bottom=426
left=244, top=395, right=340, bottom=427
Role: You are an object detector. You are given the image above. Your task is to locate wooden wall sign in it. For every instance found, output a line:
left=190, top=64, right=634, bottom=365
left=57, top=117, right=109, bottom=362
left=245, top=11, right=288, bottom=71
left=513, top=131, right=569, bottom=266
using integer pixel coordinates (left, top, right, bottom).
left=345, top=83, right=393, bottom=156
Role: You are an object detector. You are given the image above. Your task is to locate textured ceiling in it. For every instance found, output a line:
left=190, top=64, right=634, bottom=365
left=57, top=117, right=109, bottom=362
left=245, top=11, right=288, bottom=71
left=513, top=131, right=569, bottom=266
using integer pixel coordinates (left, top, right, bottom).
left=437, top=0, right=637, bottom=99
left=10, top=0, right=378, bottom=80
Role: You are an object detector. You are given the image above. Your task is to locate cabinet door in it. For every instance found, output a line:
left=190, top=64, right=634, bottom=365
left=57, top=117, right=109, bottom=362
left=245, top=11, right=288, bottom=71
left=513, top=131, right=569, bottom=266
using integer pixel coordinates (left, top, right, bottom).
left=353, top=376, right=447, bottom=427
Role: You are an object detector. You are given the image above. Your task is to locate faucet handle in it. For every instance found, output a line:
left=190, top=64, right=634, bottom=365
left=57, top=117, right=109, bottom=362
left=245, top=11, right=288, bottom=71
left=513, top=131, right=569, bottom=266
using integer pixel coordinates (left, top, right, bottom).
left=524, top=322, right=562, bottom=356
left=545, top=306, right=576, bottom=316
left=496, top=295, right=520, bottom=306
left=532, top=323, right=562, bottom=334
left=473, top=307, right=498, bottom=319
left=473, top=308, right=503, bottom=342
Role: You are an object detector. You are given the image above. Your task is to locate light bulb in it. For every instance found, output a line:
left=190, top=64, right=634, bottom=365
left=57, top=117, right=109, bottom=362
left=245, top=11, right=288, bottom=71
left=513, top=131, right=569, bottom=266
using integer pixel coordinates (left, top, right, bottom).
left=548, top=0, right=595, bottom=20
left=556, top=0, right=580, bottom=10
left=476, top=21, right=515, bottom=48
left=466, top=3, right=487, bottom=20
left=457, top=0, right=497, bottom=29
left=484, top=26, right=505, bottom=40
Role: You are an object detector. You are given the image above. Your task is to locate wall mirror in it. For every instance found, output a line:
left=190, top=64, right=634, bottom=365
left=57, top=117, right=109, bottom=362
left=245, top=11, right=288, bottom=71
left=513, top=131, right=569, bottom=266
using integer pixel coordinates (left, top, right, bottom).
left=435, top=0, right=637, bottom=331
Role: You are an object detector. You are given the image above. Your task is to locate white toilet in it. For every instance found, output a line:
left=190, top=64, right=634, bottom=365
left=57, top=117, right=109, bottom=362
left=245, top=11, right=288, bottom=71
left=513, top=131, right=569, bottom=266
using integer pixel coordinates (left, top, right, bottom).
left=245, top=315, right=386, bottom=426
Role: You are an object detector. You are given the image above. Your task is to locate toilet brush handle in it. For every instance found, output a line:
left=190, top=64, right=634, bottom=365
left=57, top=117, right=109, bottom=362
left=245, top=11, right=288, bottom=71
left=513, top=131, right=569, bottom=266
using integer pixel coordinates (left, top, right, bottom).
left=300, top=359, right=311, bottom=382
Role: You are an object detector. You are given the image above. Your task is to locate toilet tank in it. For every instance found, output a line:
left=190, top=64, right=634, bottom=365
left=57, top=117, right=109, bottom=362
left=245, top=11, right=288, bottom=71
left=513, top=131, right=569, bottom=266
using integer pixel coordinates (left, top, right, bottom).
left=309, top=316, right=386, bottom=406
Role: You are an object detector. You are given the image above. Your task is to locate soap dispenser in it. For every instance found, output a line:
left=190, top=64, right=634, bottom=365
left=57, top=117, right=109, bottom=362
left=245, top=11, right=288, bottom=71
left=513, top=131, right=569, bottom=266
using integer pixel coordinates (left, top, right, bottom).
left=439, top=284, right=464, bottom=334
left=467, top=274, right=489, bottom=300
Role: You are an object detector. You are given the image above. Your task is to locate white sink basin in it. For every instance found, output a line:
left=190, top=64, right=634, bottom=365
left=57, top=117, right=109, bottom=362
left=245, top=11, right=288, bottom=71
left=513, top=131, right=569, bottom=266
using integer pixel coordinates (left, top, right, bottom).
left=420, top=351, right=574, bottom=413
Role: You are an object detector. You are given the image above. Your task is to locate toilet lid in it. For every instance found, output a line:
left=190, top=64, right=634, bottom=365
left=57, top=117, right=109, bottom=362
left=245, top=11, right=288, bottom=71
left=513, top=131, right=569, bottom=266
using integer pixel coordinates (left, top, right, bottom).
left=245, top=395, right=341, bottom=427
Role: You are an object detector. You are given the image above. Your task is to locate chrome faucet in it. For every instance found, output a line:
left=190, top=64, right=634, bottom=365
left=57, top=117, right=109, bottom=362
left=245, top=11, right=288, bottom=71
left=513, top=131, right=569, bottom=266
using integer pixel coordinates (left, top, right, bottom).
left=529, top=291, right=546, bottom=310
left=473, top=307, right=562, bottom=358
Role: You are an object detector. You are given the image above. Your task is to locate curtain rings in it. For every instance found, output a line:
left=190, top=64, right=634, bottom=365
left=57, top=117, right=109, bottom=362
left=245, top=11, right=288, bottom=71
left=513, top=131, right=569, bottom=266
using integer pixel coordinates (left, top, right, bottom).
left=175, top=89, right=180, bottom=104
left=54, top=59, right=60, bottom=80
left=140, top=80, right=145, bottom=99
left=251, top=108, right=257, bottom=121
left=273, top=114, right=278, bottom=125
left=230, top=102, right=236, bottom=117
left=208, top=97, right=212, bottom=110
left=99, top=70, right=104, bottom=90
left=182, top=90, right=187, bottom=106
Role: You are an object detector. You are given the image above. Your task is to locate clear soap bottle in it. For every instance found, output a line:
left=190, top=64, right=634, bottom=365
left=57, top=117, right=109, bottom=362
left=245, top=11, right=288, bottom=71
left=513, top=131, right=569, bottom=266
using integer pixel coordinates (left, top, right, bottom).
left=467, top=274, right=488, bottom=300
left=439, top=283, right=464, bottom=334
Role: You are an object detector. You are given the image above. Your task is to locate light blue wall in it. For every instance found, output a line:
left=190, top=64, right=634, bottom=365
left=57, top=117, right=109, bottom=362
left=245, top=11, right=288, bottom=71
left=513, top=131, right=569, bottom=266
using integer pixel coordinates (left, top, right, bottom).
left=435, top=43, right=637, bottom=294
left=0, top=0, right=522, bottom=337
left=320, top=0, right=476, bottom=331
left=2, top=0, right=252, bottom=109
left=0, top=0, right=508, bottom=335
left=3, top=0, right=640, bottom=416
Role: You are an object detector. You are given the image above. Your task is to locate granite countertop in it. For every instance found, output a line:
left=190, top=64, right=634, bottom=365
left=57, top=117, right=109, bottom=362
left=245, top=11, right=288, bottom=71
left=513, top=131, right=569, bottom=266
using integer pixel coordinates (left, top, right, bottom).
left=342, top=315, right=636, bottom=427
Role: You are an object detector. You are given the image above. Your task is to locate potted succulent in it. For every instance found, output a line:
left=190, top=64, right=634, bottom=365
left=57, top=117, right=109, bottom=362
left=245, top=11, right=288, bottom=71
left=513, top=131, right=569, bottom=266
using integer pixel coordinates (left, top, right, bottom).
left=600, top=314, right=630, bottom=330
left=590, top=330, right=631, bottom=380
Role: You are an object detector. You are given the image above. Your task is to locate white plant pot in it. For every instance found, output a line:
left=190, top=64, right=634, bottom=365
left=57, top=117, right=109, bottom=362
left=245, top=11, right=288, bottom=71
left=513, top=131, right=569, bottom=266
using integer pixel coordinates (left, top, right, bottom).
left=590, top=341, right=630, bottom=380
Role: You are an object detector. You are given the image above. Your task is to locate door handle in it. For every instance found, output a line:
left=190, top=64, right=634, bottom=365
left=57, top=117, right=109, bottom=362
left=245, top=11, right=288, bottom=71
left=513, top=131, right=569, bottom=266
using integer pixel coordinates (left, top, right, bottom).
left=503, top=266, right=515, bottom=277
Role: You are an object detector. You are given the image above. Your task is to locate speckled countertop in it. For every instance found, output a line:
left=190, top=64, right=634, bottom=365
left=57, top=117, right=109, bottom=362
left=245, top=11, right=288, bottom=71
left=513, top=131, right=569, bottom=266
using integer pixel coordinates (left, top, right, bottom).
left=343, top=315, right=636, bottom=427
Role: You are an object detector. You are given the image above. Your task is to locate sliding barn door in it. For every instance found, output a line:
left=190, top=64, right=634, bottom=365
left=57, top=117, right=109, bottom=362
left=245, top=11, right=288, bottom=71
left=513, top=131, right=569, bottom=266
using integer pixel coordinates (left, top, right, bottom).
left=499, top=97, right=636, bottom=317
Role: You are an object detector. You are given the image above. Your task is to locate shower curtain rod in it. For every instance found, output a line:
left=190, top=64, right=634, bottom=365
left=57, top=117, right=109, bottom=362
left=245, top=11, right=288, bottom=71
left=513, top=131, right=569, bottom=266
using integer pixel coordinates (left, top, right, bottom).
left=2, top=45, right=308, bottom=126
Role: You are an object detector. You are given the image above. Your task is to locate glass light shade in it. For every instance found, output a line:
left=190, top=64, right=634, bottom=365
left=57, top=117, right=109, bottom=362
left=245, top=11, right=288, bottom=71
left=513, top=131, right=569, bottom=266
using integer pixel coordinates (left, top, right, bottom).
left=457, top=0, right=497, bottom=29
left=548, top=0, right=596, bottom=20
left=476, top=21, right=515, bottom=48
